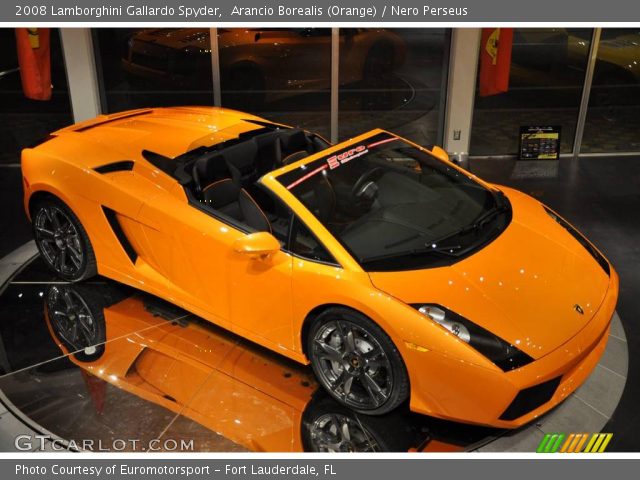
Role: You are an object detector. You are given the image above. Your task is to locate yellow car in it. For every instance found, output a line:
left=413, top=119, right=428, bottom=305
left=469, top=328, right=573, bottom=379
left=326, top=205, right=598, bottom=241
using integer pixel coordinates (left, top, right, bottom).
left=21, top=106, right=618, bottom=426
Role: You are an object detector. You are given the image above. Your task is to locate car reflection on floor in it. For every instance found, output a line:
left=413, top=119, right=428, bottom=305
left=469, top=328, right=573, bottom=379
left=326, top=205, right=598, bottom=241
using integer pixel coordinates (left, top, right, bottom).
left=0, top=258, right=499, bottom=452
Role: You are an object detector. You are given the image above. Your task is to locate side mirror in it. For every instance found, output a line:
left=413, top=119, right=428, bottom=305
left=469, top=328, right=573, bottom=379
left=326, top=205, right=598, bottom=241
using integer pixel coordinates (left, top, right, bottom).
left=233, top=232, right=280, bottom=260
left=429, top=145, right=450, bottom=164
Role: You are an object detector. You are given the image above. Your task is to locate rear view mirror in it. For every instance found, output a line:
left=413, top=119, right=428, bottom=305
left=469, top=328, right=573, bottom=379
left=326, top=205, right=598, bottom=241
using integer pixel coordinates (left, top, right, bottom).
left=233, top=232, right=280, bottom=260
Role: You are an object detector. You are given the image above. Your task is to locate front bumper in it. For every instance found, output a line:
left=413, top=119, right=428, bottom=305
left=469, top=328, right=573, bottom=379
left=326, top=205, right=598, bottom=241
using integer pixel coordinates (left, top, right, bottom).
left=406, top=268, right=619, bottom=428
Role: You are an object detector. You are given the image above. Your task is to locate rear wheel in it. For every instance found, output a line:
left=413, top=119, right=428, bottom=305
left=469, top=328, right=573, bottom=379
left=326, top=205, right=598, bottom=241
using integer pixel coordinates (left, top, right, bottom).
left=32, top=198, right=97, bottom=282
left=307, top=307, right=409, bottom=415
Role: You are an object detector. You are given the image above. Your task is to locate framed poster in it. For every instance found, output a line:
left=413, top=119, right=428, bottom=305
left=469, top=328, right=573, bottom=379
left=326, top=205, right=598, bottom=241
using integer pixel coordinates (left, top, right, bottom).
left=519, top=126, right=561, bottom=160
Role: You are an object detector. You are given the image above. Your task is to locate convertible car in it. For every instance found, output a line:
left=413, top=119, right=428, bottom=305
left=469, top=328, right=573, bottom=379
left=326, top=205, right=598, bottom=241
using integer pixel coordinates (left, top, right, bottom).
left=21, top=107, right=618, bottom=427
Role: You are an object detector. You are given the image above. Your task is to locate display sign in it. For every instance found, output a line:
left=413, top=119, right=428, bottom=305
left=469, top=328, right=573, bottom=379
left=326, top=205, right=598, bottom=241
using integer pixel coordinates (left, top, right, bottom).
left=519, top=125, right=561, bottom=160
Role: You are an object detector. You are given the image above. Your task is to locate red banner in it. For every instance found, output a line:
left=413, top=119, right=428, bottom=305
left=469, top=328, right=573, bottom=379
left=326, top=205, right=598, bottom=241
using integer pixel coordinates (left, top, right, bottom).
left=15, top=28, right=52, bottom=101
left=479, top=28, right=513, bottom=97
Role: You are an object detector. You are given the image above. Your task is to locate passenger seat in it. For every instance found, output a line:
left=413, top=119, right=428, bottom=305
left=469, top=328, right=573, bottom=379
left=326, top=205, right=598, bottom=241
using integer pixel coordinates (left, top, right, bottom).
left=223, top=141, right=259, bottom=187
left=200, top=178, right=271, bottom=233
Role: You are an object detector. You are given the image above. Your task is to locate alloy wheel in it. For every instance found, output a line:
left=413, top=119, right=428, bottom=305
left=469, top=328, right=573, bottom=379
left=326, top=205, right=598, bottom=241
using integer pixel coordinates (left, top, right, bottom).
left=47, top=286, right=97, bottom=352
left=308, top=413, right=379, bottom=452
left=34, top=205, right=84, bottom=278
left=312, top=320, right=393, bottom=410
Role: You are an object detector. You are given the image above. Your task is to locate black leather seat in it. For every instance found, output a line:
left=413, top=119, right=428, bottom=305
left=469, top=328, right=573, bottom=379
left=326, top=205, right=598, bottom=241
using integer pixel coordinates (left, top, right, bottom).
left=252, top=131, right=283, bottom=175
left=201, top=178, right=271, bottom=233
left=223, top=141, right=259, bottom=187
left=192, top=152, right=227, bottom=196
left=280, top=130, right=313, bottom=165
left=297, top=175, right=336, bottom=223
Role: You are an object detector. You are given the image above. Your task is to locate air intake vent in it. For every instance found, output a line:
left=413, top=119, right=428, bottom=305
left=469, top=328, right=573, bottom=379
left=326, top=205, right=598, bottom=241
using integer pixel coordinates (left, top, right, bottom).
left=500, top=376, right=562, bottom=421
left=94, top=161, right=134, bottom=174
left=102, top=207, right=138, bottom=264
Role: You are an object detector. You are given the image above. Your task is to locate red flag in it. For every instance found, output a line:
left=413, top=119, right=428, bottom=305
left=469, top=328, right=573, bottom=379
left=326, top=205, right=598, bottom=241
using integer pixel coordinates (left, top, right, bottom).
left=15, top=28, right=52, bottom=101
left=479, top=28, right=513, bottom=97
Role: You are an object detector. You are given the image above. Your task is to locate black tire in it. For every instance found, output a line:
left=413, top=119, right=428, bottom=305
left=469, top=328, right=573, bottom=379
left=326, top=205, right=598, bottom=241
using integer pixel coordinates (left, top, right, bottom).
left=46, top=283, right=106, bottom=363
left=32, top=198, right=97, bottom=282
left=307, top=307, right=409, bottom=415
left=301, top=391, right=422, bottom=452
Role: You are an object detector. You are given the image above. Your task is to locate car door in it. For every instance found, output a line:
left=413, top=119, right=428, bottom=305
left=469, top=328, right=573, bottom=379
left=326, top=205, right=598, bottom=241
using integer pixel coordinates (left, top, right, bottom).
left=137, top=187, right=236, bottom=330
left=225, top=192, right=295, bottom=351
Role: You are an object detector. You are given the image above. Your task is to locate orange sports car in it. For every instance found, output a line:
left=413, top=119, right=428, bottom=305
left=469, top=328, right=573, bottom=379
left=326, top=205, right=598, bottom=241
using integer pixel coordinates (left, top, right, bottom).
left=21, top=106, right=618, bottom=428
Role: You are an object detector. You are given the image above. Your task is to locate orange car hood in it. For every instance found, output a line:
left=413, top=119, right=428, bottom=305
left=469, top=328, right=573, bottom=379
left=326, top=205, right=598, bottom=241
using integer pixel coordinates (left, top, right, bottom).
left=368, top=188, right=610, bottom=359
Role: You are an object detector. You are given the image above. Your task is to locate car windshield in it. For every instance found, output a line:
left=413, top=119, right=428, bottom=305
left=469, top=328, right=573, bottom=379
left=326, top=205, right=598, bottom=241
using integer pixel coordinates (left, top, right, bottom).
left=275, top=132, right=511, bottom=271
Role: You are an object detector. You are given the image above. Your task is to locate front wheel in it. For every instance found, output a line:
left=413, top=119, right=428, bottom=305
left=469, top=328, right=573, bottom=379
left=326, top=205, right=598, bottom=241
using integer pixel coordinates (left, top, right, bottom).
left=307, top=307, right=409, bottom=415
left=32, top=198, right=97, bottom=282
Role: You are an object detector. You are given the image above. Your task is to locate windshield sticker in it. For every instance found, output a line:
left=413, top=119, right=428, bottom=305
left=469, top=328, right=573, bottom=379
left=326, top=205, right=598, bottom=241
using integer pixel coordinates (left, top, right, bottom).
left=327, top=145, right=368, bottom=170
left=367, top=137, right=399, bottom=149
left=286, top=164, right=328, bottom=190
left=285, top=136, right=398, bottom=190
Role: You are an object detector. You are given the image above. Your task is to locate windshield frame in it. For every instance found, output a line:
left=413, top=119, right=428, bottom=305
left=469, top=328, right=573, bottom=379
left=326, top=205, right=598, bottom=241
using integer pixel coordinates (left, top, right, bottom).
left=265, top=130, right=512, bottom=272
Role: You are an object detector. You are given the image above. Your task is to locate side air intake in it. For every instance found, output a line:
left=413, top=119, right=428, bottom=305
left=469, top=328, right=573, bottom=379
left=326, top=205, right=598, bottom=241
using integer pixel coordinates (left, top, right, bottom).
left=102, top=207, right=138, bottom=264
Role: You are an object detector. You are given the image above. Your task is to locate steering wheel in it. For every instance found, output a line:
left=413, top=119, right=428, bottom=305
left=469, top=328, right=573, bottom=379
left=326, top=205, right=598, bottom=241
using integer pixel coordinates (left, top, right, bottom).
left=350, top=167, right=383, bottom=206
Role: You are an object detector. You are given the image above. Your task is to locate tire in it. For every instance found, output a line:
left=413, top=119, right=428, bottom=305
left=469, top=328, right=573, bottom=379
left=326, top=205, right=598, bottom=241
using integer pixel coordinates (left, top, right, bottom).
left=307, top=307, right=409, bottom=415
left=301, top=391, right=422, bottom=452
left=45, top=284, right=106, bottom=363
left=32, top=198, right=97, bottom=282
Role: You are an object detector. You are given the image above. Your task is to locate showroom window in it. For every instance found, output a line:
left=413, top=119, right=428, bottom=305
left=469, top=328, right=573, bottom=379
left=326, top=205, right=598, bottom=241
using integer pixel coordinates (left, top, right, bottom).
left=0, top=28, right=72, bottom=164
left=470, top=28, right=593, bottom=156
left=218, top=28, right=332, bottom=140
left=581, top=29, right=640, bottom=153
left=93, top=28, right=215, bottom=112
left=338, top=28, right=450, bottom=146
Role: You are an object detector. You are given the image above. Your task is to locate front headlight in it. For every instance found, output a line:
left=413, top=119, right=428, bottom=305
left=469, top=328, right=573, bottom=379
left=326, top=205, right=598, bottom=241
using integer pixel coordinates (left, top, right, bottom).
left=413, top=304, right=533, bottom=372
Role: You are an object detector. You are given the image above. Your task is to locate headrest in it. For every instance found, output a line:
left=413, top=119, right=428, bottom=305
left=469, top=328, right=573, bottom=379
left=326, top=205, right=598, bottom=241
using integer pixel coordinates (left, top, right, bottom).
left=201, top=178, right=239, bottom=208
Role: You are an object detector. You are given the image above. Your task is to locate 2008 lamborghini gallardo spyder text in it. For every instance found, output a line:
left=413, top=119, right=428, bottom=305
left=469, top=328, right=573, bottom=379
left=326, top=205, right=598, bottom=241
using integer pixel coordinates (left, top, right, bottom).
left=21, top=107, right=618, bottom=427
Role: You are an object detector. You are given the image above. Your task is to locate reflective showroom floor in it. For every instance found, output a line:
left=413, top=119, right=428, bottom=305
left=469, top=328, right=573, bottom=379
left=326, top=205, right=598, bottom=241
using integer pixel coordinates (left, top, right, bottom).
left=0, top=257, right=500, bottom=452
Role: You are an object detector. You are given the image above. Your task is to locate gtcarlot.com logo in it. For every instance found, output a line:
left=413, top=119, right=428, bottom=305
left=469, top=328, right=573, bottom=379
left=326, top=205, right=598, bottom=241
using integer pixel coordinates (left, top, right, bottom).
left=15, top=434, right=194, bottom=452
left=536, top=433, right=613, bottom=453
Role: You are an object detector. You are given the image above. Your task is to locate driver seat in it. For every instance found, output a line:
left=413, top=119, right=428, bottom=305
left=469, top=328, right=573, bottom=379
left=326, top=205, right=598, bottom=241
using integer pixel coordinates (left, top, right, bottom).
left=299, top=176, right=336, bottom=223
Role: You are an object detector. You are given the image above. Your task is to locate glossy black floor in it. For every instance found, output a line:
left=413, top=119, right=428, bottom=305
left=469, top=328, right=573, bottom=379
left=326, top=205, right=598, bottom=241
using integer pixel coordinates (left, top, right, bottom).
left=0, top=257, right=497, bottom=452
left=0, top=154, right=639, bottom=450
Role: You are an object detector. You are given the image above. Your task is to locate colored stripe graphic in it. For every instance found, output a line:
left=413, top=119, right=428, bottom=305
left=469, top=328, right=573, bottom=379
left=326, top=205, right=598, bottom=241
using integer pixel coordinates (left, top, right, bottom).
left=583, top=433, right=599, bottom=453
left=536, top=433, right=613, bottom=453
left=560, top=433, right=575, bottom=453
left=574, top=433, right=589, bottom=452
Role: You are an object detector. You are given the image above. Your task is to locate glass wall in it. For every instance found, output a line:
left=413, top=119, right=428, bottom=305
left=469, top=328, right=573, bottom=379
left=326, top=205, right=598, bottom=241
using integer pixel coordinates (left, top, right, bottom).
left=218, top=28, right=331, bottom=139
left=0, top=29, right=72, bottom=164
left=470, top=28, right=593, bottom=156
left=94, top=28, right=215, bottom=112
left=582, top=29, right=640, bottom=153
left=94, top=28, right=449, bottom=144
left=338, top=28, right=449, bottom=145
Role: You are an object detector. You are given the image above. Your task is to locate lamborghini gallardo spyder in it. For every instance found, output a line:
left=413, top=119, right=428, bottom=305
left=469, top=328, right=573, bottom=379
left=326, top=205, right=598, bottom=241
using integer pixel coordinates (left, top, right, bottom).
left=21, top=107, right=618, bottom=427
